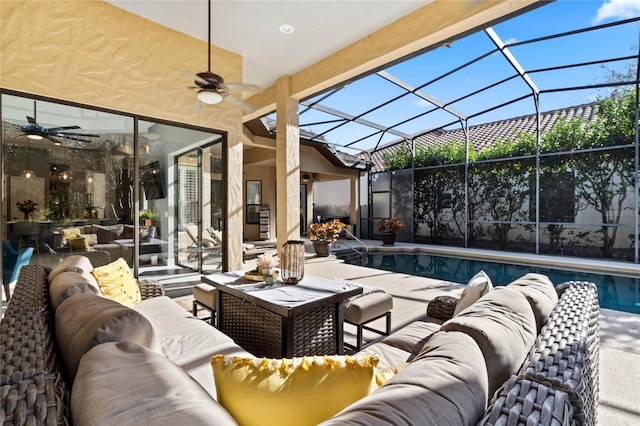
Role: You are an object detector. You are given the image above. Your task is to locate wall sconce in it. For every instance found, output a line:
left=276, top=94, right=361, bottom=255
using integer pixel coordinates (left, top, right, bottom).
left=302, top=173, right=310, bottom=183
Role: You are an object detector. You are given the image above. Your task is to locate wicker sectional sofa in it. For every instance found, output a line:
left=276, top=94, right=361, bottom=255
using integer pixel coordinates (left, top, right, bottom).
left=0, top=257, right=599, bottom=425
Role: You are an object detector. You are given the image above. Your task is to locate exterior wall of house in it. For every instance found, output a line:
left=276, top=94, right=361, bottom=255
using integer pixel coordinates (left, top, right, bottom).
left=1, top=0, right=247, bottom=268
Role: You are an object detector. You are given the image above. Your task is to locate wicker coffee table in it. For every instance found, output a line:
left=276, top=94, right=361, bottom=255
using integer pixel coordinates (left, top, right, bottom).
left=201, top=272, right=362, bottom=358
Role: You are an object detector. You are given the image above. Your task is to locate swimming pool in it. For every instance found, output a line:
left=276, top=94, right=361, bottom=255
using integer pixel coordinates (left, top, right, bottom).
left=339, top=251, right=640, bottom=314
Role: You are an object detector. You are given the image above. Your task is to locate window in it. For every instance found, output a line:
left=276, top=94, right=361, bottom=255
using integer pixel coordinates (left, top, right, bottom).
left=246, top=181, right=262, bottom=224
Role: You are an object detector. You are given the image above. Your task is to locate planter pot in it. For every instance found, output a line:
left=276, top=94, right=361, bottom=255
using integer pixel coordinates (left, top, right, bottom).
left=312, top=240, right=331, bottom=257
left=380, top=232, right=396, bottom=246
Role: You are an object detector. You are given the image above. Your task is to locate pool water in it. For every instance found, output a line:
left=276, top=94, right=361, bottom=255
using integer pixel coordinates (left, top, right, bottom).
left=339, top=252, right=640, bottom=314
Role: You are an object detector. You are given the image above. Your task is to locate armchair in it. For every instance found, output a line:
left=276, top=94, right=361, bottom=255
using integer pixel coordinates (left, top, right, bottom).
left=2, top=241, right=34, bottom=301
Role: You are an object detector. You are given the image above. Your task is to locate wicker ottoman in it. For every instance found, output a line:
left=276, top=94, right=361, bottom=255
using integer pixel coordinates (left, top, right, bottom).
left=192, top=283, right=216, bottom=325
left=344, top=291, right=393, bottom=351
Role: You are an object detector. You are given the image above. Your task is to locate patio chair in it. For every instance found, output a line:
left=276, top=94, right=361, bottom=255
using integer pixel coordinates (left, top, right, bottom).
left=206, top=227, right=276, bottom=261
left=184, top=224, right=221, bottom=262
left=2, top=240, right=34, bottom=301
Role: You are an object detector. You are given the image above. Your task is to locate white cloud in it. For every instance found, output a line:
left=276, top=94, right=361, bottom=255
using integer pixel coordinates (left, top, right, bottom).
left=594, top=0, right=640, bottom=23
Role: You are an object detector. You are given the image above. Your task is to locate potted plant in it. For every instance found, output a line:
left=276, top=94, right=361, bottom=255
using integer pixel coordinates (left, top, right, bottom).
left=308, top=219, right=346, bottom=257
left=255, top=251, right=279, bottom=277
left=377, top=217, right=404, bottom=246
left=16, top=199, right=38, bottom=220
left=139, top=209, right=159, bottom=226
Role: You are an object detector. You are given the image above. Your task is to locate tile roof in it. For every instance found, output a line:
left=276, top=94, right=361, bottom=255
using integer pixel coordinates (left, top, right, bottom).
left=369, top=102, right=597, bottom=172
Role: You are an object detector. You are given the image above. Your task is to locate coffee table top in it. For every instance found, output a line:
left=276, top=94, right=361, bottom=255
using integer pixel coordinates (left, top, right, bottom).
left=202, top=271, right=362, bottom=316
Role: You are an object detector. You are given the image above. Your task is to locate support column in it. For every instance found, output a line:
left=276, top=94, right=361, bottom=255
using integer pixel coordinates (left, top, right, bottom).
left=276, top=76, right=300, bottom=252
left=350, top=176, right=359, bottom=237
left=227, top=125, right=244, bottom=271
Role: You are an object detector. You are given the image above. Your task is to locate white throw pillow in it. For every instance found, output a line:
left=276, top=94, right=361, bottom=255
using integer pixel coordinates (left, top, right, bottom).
left=453, top=270, right=493, bottom=316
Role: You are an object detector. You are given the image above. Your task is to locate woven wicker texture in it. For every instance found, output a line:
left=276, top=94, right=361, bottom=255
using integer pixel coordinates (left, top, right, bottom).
left=426, top=295, right=458, bottom=321
left=219, top=292, right=283, bottom=358
left=479, top=376, right=575, bottom=426
left=0, top=265, right=69, bottom=425
left=520, top=281, right=599, bottom=426
left=219, top=292, right=338, bottom=358
left=292, top=304, right=336, bottom=356
left=137, top=279, right=165, bottom=299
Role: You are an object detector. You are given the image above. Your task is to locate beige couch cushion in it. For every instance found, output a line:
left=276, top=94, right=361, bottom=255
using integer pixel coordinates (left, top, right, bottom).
left=48, top=255, right=96, bottom=282
left=72, top=341, right=237, bottom=426
left=320, top=331, right=488, bottom=425
left=378, top=319, right=442, bottom=356
left=506, top=273, right=558, bottom=332
left=441, top=287, right=537, bottom=395
left=49, top=270, right=102, bottom=311
left=56, top=293, right=159, bottom=384
left=133, top=296, right=251, bottom=398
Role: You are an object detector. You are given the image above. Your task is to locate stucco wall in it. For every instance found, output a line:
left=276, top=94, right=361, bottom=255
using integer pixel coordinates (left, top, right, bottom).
left=1, top=0, right=247, bottom=269
left=1, top=0, right=242, bottom=133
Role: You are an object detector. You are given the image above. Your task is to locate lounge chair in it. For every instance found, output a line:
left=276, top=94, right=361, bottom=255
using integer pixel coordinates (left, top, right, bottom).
left=206, top=228, right=276, bottom=261
left=184, top=224, right=221, bottom=262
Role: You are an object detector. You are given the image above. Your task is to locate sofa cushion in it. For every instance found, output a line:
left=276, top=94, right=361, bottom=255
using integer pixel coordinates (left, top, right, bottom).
left=212, top=354, right=379, bottom=426
left=49, top=270, right=102, bottom=311
left=378, top=318, right=442, bottom=356
left=453, top=270, right=493, bottom=316
left=91, top=224, right=124, bottom=244
left=91, top=257, right=141, bottom=307
left=441, top=286, right=537, bottom=395
left=72, top=341, right=236, bottom=426
left=81, top=233, right=98, bottom=246
left=506, top=273, right=558, bottom=332
left=48, top=255, right=96, bottom=282
left=56, top=293, right=159, bottom=384
left=133, top=296, right=251, bottom=398
left=320, top=331, right=489, bottom=426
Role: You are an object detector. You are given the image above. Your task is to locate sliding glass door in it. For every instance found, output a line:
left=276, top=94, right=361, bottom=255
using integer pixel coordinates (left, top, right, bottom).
left=175, top=141, right=223, bottom=273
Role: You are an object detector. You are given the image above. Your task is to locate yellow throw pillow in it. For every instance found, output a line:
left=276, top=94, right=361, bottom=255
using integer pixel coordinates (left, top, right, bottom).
left=61, top=227, right=82, bottom=240
left=211, top=354, right=379, bottom=426
left=91, top=258, right=141, bottom=307
left=66, top=236, right=89, bottom=251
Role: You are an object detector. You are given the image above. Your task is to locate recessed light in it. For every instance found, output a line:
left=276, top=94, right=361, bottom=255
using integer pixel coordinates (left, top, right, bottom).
left=279, top=24, right=294, bottom=34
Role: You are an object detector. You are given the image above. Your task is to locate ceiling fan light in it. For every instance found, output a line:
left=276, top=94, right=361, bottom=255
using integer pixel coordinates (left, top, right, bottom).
left=197, top=89, right=223, bottom=105
left=27, top=134, right=42, bottom=140
left=22, top=169, right=35, bottom=179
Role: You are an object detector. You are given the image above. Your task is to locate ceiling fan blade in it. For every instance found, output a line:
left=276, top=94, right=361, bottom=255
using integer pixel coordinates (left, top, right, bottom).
left=46, top=125, right=81, bottom=132
left=179, top=70, right=209, bottom=86
left=58, top=135, right=93, bottom=143
left=223, top=93, right=256, bottom=113
left=224, top=82, right=261, bottom=93
left=56, top=131, right=100, bottom=138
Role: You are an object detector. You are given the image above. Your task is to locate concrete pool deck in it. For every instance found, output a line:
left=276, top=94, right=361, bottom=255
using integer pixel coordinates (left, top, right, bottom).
left=300, top=248, right=640, bottom=426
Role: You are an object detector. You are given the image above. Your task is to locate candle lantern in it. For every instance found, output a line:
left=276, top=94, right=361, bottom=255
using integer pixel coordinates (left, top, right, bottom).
left=280, top=240, right=305, bottom=284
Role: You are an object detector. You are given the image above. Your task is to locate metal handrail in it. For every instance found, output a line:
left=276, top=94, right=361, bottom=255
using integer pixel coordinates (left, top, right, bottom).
left=335, top=228, right=368, bottom=257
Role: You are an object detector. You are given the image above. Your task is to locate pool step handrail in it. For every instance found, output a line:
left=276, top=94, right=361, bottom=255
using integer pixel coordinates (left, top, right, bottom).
left=339, top=228, right=368, bottom=255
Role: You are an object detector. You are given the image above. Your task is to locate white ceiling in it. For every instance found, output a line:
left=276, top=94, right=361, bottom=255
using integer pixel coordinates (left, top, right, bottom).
left=106, top=0, right=433, bottom=89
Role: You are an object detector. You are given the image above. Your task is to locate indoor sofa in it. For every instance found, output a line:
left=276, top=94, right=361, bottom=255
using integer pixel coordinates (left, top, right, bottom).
left=0, top=256, right=599, bottom=425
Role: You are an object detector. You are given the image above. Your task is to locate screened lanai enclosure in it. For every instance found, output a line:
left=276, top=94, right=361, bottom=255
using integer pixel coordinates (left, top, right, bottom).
left=274, top=2, right=640, bottom=264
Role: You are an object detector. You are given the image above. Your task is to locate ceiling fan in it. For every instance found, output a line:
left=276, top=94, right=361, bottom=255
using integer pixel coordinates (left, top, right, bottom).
left=3, top=101, right=100, bottom=145
left=182, top=0, right=261, bottom=112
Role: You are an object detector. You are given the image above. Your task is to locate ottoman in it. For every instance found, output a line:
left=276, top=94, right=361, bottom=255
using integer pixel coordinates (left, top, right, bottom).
left=192, top=283, right=216, bottom=325
left=344, top=291, right=393, bottom=351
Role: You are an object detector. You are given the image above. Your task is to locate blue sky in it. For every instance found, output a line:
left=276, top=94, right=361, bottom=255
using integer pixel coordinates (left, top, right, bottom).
left=299, top=0, right=640, bottom=153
